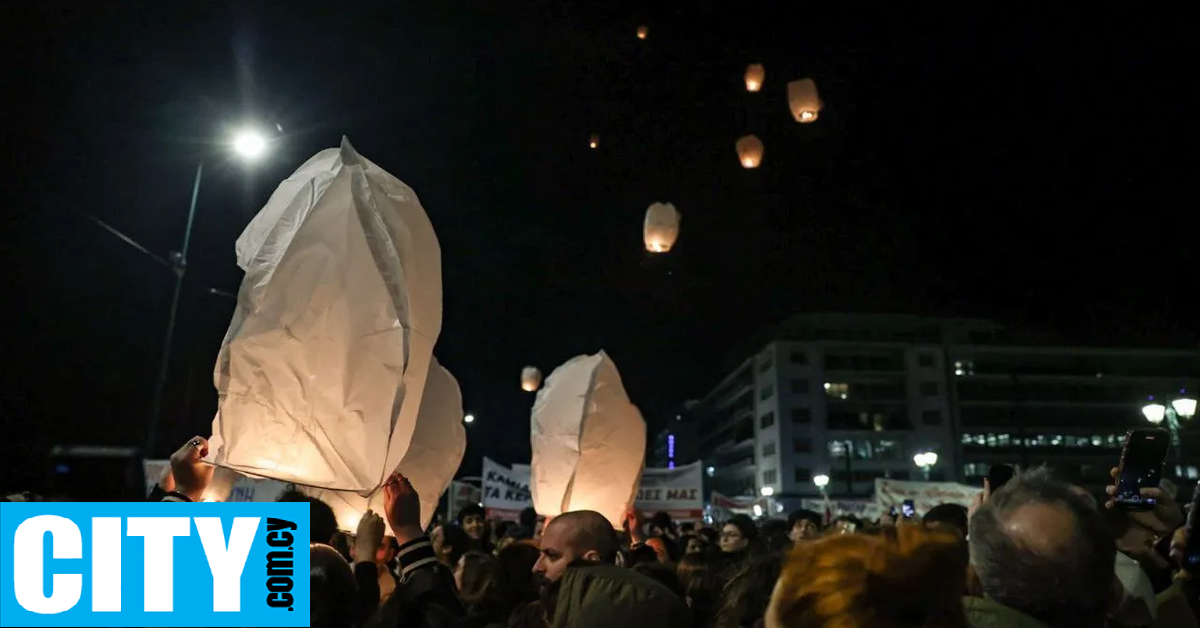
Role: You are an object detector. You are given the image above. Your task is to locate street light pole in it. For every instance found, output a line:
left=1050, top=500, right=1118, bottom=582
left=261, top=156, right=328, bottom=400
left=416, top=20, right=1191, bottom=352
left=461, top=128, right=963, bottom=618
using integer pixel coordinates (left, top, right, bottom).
left=146, top=162, right=204, bottom=456
left=1142, top=394, right=1195, bottom=471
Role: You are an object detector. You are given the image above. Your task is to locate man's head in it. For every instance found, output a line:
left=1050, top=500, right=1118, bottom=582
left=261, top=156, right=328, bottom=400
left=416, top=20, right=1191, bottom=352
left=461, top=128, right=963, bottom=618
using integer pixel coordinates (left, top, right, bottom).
left=720, top=514, right=758, bottom=553
left=969, top=468, right=1116, bottom=628
left=532, top=510, right=618, bottom=583
left=924, top=503, right=969, bottom=539
left=786, top=510, right=822, bottom=542
left=648, top=511, right=677, bottom=538
left=277, top=491, right=339, bottom=545
left=457, top=504, right=486, bottom=541
left=519, top=506, right=538, bottom=529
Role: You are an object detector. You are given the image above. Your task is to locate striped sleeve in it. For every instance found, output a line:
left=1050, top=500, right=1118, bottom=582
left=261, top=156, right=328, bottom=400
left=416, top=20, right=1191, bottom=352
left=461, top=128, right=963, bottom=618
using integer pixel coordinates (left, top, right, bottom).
left=395, top=536, right=440, bottom=580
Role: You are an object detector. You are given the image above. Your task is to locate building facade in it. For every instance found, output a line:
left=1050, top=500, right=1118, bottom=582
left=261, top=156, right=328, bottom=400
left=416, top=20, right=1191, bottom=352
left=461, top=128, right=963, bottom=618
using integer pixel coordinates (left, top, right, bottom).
left=678, top=314, right=1200, bottom=509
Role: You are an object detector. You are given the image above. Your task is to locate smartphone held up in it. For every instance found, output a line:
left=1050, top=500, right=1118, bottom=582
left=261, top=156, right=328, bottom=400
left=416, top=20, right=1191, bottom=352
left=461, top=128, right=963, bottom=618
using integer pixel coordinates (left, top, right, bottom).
left=1113, top=428, right=1170, bottom=512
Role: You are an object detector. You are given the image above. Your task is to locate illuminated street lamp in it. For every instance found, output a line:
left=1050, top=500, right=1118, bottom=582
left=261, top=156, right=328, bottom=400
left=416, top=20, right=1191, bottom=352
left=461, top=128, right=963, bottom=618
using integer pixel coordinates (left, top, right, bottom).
left=464, top=413, right=476, bottom=424
left=1142, top=391, right=1194, bottom=465
left=913, top=451, right=938, bottom=481
left=813, top=474, right=830, bottom=496
left=147, top=125, right=273, bottom=455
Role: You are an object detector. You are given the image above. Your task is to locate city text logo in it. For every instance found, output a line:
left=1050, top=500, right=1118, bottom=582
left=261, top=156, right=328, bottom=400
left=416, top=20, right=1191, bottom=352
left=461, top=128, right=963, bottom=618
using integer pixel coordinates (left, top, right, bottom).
left=0, top=501, right=310, bottom=627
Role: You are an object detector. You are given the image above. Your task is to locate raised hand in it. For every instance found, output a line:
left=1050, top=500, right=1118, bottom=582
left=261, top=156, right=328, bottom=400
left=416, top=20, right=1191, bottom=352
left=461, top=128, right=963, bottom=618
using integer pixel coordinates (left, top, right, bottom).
left=169, top=436, right=214, bottom=501
left=382, top=472, right=424, bottom=545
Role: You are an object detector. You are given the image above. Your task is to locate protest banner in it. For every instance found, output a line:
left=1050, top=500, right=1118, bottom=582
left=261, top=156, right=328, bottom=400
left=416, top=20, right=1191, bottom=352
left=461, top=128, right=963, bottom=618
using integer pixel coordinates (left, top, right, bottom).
left=799, top=498, right=882, bottom=522
left=482, top=457, right=531, bottom=521
left=709, top=491, right=770, bottom=517
left=635, top=461, right=704, bottom=520
left=873, top=478, right=981, bottom=516
left=143, top=461, right=289, bottom=504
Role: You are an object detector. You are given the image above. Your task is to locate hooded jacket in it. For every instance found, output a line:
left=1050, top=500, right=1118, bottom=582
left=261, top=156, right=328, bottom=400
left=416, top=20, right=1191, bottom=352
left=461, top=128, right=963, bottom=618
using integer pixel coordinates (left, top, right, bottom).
left=549, top=564, right=690, bottom=628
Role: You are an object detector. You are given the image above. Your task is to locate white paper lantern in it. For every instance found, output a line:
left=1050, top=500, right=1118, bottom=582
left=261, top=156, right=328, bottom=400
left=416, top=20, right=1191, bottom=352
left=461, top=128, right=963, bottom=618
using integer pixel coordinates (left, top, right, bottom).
left=636, top=25, right=649, bottom=40
left=521, top=366, right=543, bottom=392
left=744, top=64, right=765, bottom=92
left=589, top=133, right=600, bottom=149
left=643, top=202, right=681, bottom=253
left=206, top=136, right=443, bottom=500
left=530, top=351, right=647, bottom=526
left=736, top=135, right=764, bottom=169
left=787, top=78, right=822, bottom=123
left=299, top=358, right=466, bottom=532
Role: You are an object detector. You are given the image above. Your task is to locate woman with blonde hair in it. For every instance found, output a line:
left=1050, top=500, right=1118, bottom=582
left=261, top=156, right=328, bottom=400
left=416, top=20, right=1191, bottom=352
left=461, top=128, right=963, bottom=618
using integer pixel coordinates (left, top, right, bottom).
left=766, top=525, right=968, bottom=628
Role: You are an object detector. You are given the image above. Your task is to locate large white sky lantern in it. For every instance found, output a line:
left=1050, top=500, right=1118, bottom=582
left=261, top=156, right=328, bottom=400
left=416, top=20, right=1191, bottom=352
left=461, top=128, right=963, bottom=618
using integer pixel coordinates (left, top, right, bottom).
left=787, top=78, right=822, bottom=123
left=206, top=136, right=443, bottom=525
left=736, top=135, right=764, bottom=169
left=300, top=358, right=464, bottom=533
left=643, top=202, right=681, bottom=253
left=744, top=64, right=765, bottom=92
left=521, top=366, right=543, bottom=392
left=530, top=351, right=647, bottom=526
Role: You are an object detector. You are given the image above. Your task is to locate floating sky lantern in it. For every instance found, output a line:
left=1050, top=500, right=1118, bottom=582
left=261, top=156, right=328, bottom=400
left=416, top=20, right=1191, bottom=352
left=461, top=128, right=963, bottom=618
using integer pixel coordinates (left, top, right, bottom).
left=736, top=134, right=764, bottom=169
left=744, top=64, right=765, bottom=92
left=636, top=25, right=648, bottom=40
left=589, top=133, right=600, bottom=149
left=530, top=351, right=646, bottom=526
left=787, top=78, right=822, bottom=123
left=205, top=136, right=443, bottom=527
left=643, top=202, right=681, bottom=253
left=521, top=366, right=542, bottom=392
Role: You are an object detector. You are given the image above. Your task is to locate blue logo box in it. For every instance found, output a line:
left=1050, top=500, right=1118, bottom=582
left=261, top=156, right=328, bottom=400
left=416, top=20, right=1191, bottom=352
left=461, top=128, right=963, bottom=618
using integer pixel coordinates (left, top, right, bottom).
left=1, top=501, right=311, bottom=627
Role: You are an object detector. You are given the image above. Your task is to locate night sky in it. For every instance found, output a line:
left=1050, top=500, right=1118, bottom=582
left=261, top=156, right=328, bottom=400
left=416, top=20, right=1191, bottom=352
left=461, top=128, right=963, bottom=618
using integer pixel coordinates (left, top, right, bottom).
left=2, top=2, right=1196, bottom=489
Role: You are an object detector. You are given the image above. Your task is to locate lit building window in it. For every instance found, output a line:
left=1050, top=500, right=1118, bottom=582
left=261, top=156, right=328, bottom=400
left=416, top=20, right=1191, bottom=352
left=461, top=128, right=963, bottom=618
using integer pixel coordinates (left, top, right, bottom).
left=954, top=360, right=975, bottom=376
left=824, top=382, right=849, bottom=400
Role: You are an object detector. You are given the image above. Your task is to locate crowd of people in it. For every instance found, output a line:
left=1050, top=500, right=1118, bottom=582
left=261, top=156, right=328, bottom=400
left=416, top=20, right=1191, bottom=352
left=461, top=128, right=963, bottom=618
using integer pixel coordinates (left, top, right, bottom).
left=7, top=435, right=1199, bottom=628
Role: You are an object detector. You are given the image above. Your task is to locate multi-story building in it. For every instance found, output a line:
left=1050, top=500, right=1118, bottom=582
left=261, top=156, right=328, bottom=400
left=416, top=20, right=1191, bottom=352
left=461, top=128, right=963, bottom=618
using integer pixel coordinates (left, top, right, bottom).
left=681, top=313, right=1200, bottom=509
left=952, top=345, right=1200, bottom=494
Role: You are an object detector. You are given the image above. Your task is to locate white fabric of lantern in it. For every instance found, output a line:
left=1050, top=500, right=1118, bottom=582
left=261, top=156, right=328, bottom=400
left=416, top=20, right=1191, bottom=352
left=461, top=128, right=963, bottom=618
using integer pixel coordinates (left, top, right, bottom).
left=643, top=202, right=681, bottom=253
left=206, top=136, right=443, bottom=500
left=736, top=135, right=764, bottom=169
left=530, top=351, right=646, bottom=527
left=787, top=78, right=822, bottom=123
left=299, top=358, right=466, bottom=532
left=521, top=366, right=543, bottom=392
left=745, top=64, right=765, bottom=92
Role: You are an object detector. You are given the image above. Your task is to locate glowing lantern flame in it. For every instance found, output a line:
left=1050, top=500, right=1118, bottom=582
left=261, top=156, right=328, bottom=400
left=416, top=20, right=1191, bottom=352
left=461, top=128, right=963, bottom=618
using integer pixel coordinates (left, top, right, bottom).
left=521, top=366, right=543, bottom=392
left=643, top=202, right=681, bottom=253
left=636, top=25, right=648, bottom=40
left=744, top=64, right=765, bottom=92
left=787, top=78, right=822, bottom=123
left=589, top=133, right=600, bottom=149
left=735, top=135, right=764, bottom=169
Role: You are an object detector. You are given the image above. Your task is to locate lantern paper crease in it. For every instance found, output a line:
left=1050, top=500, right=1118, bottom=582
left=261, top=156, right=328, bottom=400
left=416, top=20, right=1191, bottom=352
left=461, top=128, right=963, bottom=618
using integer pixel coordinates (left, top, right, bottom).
left=530, top=351, right=646, bottom=526
left=643, top=203, right=681, bottom=253
left=298, top=358, right=465, bottom=532
left=206, top=136, right=443, bottom=499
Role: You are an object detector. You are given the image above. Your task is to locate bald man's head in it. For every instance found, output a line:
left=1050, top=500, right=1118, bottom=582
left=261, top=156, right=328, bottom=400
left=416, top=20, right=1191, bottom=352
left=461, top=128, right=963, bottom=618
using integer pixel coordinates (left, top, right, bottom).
left=969, top=468, right=1115, bottom=628
left=532, top=510, right=618, bottom=583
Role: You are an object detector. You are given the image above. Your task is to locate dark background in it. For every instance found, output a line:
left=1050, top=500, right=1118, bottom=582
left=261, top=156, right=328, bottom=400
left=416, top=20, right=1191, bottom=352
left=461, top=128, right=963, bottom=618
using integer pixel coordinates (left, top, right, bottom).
left=2, top=1, right=1196, bottom=490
